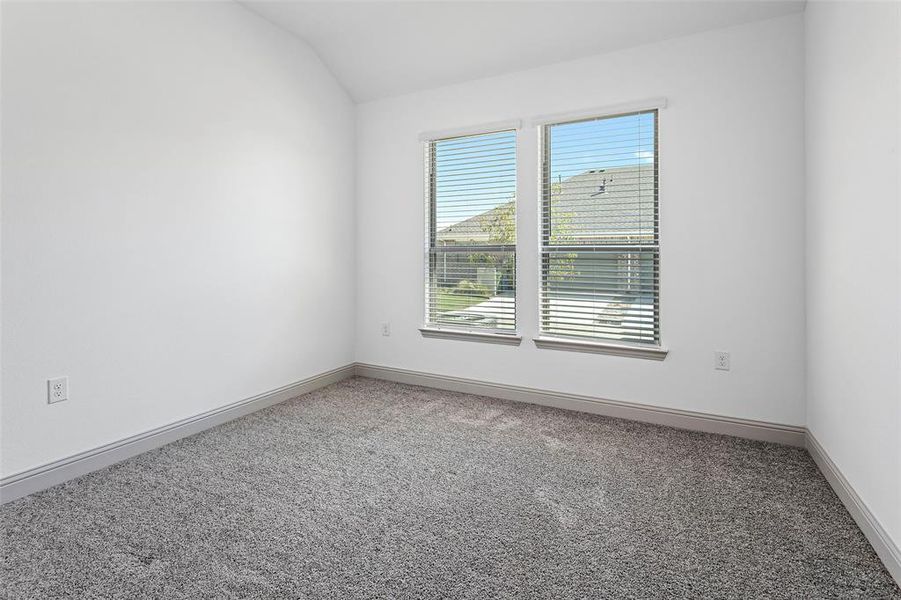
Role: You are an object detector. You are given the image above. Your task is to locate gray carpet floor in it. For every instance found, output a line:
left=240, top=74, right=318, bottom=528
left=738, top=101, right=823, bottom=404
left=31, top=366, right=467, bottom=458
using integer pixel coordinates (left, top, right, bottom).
left=1, top=377, right=899, bottom=599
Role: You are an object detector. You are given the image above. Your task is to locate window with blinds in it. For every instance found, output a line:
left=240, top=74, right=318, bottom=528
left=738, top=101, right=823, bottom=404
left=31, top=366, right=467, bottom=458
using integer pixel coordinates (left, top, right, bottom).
left=425, top=129, right=517, bottom=333
left=540, top=110, right=659, bottom=345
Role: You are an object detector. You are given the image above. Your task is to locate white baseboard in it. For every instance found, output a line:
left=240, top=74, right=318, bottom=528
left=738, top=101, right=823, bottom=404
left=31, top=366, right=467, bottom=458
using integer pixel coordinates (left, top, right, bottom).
left=355, top=363, right=806, bottom=447
left=0, top=364, right=356, bottom=505
left=806, top=431, right=901, bottom=586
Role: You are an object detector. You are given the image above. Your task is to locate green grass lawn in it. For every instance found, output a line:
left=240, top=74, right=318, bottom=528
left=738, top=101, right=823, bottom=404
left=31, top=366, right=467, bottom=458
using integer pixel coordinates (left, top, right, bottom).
left=434, top=290, right=489, bottom=314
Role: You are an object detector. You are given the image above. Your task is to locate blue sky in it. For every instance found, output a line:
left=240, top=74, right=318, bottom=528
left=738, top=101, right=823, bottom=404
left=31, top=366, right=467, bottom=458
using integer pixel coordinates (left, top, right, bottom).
left=433, top=111, right=655, bottom=230
left=434, top=130, right=516, bottom=230
left=549, top=111, right=655, bottom=182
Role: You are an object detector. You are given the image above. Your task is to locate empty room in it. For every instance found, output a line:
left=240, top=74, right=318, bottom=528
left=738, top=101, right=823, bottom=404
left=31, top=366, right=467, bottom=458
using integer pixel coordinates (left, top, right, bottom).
left=1, top=0, right=899, bottom=597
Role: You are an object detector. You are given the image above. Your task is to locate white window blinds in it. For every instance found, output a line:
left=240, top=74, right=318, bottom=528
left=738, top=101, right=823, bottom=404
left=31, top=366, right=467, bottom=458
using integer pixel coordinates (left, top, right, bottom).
left=540, top=110, right=659, bottom=345
left=425, top=129, right=517, bottom=332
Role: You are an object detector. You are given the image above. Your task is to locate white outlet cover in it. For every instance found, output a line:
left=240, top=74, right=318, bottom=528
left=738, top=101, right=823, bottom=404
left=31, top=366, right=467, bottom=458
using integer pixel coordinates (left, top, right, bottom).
left=714, top=351, right=730, bottom=371
left=381, top=322, right=391, bottom=336
left=48, top=376, right=68, bottom=404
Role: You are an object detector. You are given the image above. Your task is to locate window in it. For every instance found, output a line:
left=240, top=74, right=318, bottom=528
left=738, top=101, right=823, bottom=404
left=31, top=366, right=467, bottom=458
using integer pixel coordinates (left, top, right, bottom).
left=539, top=110, right=659, bottom=346
left=424, top=128, right=517, bottom=335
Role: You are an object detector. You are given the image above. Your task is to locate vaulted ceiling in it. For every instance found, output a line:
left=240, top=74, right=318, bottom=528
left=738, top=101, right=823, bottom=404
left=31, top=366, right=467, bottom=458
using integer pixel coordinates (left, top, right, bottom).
left=242, top=1, right=805, bottom=102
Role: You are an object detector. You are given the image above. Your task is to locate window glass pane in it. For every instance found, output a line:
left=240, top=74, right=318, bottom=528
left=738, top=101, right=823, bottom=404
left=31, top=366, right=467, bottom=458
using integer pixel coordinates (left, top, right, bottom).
left=546, top=112, right=656, bottom=246
left=426, top=129, right=516, bottom=331
left=428, top=249, right=516, bottom=330
left=434, top=131, right=516, bottom=247
left=541, top=111, right=659, bottom=345
left=541, top=250, right=657, bottom=343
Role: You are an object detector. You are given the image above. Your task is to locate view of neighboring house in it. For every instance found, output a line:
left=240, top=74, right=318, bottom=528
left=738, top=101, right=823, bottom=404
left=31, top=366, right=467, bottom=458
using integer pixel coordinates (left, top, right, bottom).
left=432, top=164, right=657, bottom=341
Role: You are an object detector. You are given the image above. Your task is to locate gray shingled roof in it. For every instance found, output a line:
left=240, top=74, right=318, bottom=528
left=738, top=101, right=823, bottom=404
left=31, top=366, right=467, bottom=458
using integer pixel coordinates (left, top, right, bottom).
left=551, top=164, right=656, bottom=243
left=437, top=164, right=655, bottom=245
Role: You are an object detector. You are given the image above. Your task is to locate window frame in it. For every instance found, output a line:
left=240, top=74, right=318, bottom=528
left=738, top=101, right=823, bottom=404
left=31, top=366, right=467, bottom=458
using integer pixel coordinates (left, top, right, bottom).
left=534, top=108, right=667, bottom=359
left=420, top=125, right=522, bottom=345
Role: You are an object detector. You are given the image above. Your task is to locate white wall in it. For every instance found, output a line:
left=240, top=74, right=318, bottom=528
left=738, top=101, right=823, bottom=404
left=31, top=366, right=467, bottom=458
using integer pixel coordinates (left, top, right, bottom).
left=355, top=15, right=806, bottom=426
left=0, top=2, right=356, bottom=476
left=805, top=1, right=901, bottom=552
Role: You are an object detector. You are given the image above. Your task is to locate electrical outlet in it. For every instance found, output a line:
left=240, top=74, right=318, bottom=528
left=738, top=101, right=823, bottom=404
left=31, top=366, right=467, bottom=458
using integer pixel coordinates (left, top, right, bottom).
left=381, top=322, right=391, bottom=336
left=714, top=351, right=730, bottom=371
left=48, top=377, right=68, bottom=404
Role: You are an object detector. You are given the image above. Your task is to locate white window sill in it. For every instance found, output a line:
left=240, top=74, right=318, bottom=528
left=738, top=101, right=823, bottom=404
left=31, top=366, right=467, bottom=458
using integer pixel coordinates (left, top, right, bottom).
left=419, top=327, right=523, bottom=346
left=533, top=336, right=668, bottom=360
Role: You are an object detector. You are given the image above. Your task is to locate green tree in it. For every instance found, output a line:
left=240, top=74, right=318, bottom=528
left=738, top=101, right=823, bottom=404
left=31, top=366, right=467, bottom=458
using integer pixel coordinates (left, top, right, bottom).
left=484, top=200, right=515, bottom=244
left=546, top=183, right=578, bottom=282
left=466, top=200, right=516, bottom=293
